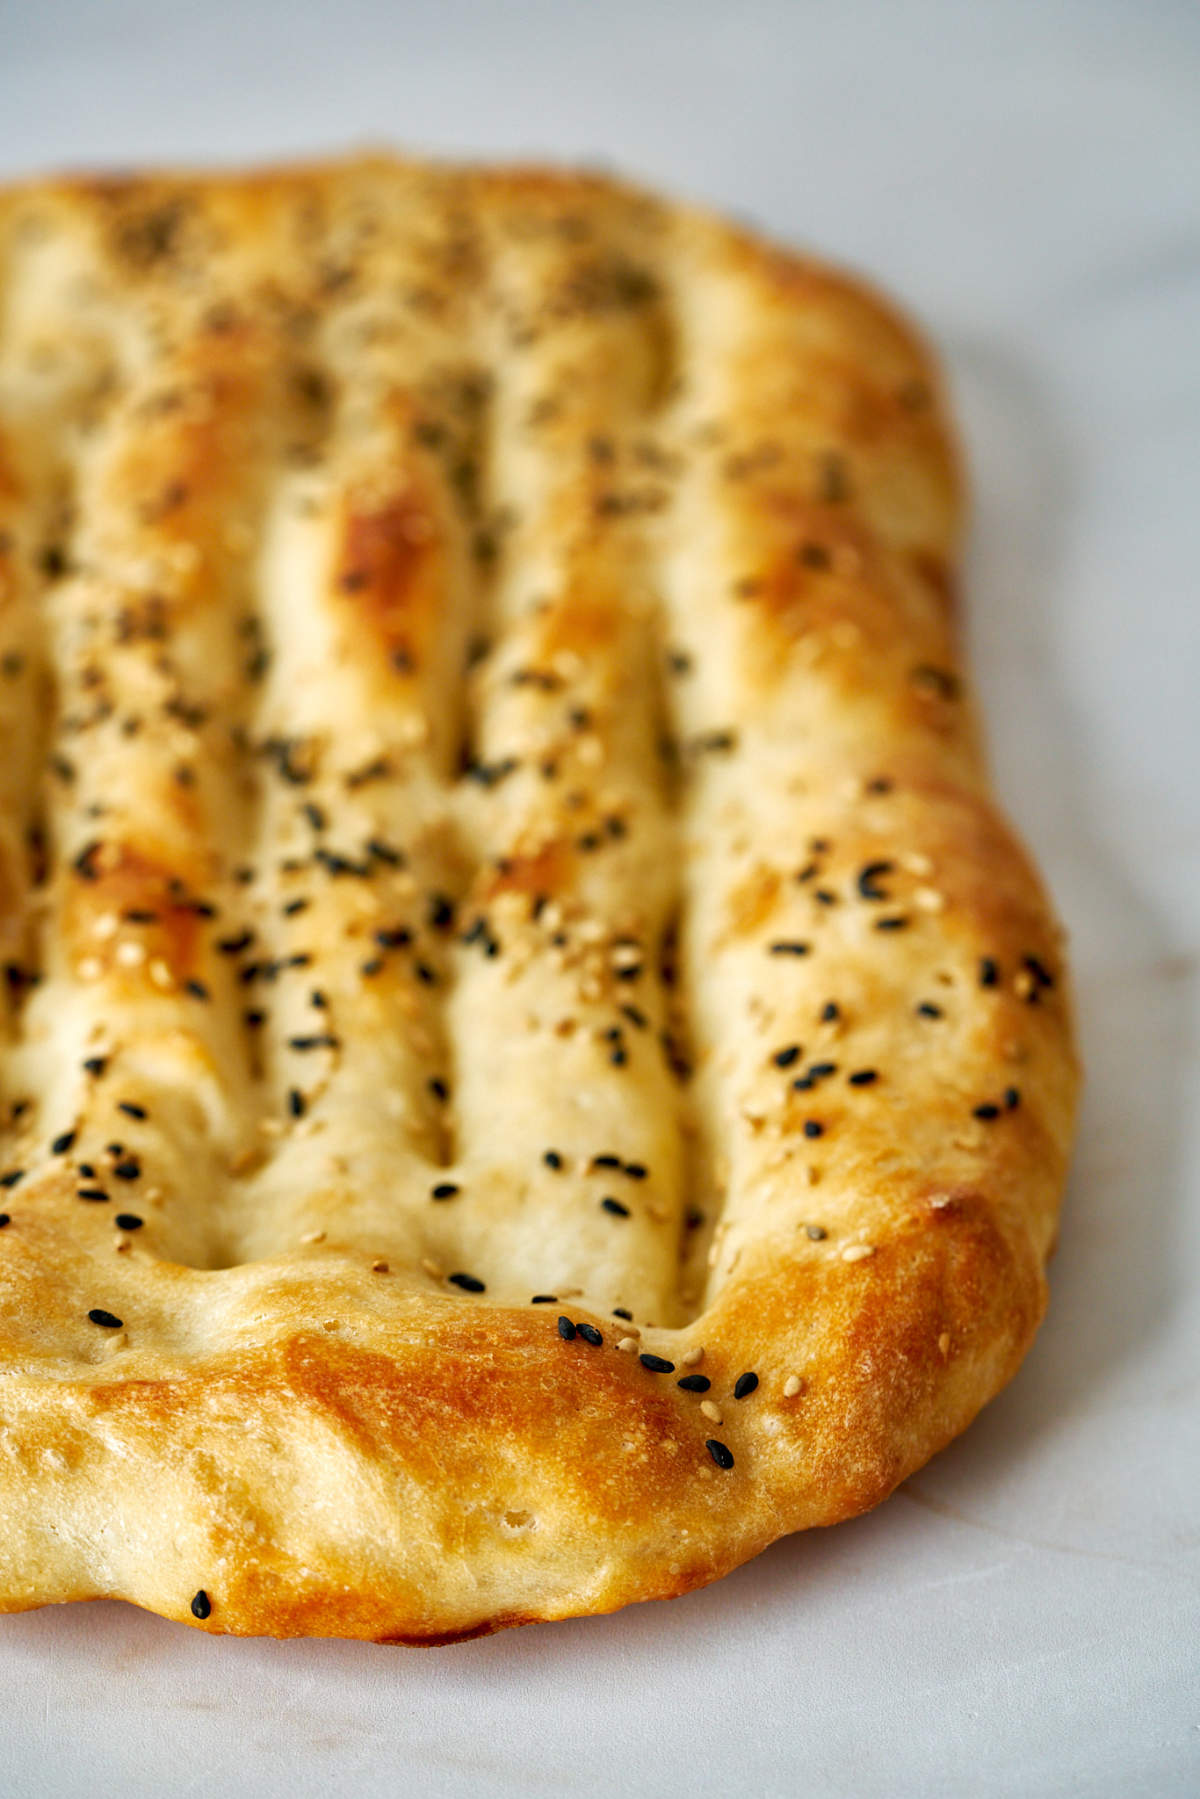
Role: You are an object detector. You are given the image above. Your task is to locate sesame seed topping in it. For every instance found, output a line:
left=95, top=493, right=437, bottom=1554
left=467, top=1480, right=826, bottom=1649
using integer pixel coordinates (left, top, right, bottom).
left=769, top=940, right=810, bottom=956
left=916, top=1001, right=943, bottom=1018
left=700, top=1399, right=723, bottom=1423
left=639, top=1353, right=675, bottom=1374
left=847, top=1068, right=878, bottom=1086
left=600, top=1195, right=630, bottom=1217
left=680, top=1345, right=705, bottom=1366
left=617, top=1336, right=640, bottom=1353
left=979, top=957, right=999, bottom=988
left=431, top=1181, right=460, bottom=1201
left=733, top=1372, right=759, bottom=1399
left=557, top=1315, right=576, bottom=1340
left=88, top=1308, right=122, bottom=1328
left=1005, top=1086, right=1021, bottom=1109
left=0, top=1214, right=10, bottom=1228
left=773, top=1045, right=801, bottom=1068
left=287, top=1088, right=306, bottom=1119
left=842, top=1244, right=875, bottom=1263
left=973, top=1102, right=1001, bottom=1120
left=447, top=1272, right=485, bottom=1292
left=705, top=1438, right=735, bottom=1470
left=805, top=1223, right=827, bottom=1240
left=803, top=1120, right=824, bottom=1138
left=51, top=1130, right=77, bottom=1155
left=114, top=1213, right=143, bottom=1231
left=576, top=1322, right=603, bottom=1346
left=542, top=1149, right=563, bottom=1169
left=783, top=1375, right=804, bottom=1398
left=190, top=1590, right=211, bottom=1620
left=677, top=1374, right=711, bottom=1392
left=76, top=1187, right=109, bottom=1202
left=112, top=1158, right=141, bottom=1181
left=857, top=860, right=893, bottom=901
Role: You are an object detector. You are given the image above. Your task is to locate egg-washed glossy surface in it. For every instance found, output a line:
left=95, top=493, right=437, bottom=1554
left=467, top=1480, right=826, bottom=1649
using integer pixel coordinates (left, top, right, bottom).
left=0, top=155, right=1077, bottom=1640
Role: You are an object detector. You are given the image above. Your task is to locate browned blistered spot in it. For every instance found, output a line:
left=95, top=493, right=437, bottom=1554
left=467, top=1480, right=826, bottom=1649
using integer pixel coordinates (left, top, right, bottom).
left=910, top=547, right=957, bottom=614
left=538, top=585, right=623, bottom=661
left=334, top=490, right=442, bottom=672
left=480, top=840, right=570, bottom=903
left=65, top=841, right=214, bottom=985
left=721, top=863, right=781, bottom=942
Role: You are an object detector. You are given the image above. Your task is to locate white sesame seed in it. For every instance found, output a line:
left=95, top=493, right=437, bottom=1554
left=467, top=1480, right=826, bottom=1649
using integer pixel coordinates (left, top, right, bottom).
left=938, top=1332, right=951, bottom=1357
left=617, top=1336, right=640, bottom=1353
left=420, top=1257, right=443, bottom=1279
left=681, top=1345, right=705, bottom=1367
left=783, top=1375, right=803, bottom=1398
left=841, top=1243, right=875, bottom=1263
left=299, top=1229, right=325, bottom=1244
left=76, top=957, right=103, bottom=982
left=92, top=912, right=120, bottom=941
left=148, top=958, right=173, bottom=989
left=914, top=886, right=946, bottom=913
left=700, top=1400, right=723, bottom=1424
left=116, top=939, right=146, bottom=967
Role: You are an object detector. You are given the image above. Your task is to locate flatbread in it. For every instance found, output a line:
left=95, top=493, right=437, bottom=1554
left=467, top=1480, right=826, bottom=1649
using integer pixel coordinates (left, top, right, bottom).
left=0, top=155, right=1078, bottom=1641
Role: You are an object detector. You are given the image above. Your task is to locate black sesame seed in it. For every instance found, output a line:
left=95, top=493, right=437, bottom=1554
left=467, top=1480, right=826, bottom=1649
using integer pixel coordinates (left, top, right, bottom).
left=531, top=1294, right=558, bottom=1304
left=88, top=1308, right=122, bottom=1328
left=875, top=915, right=909, bottom=931
left=624, top=1162, right=647, bottom=1180
left=1005, top=1086, right=1021, bottom=1109
left=431, top=1182, right=459, bottom=1201
left=1, top=1170, right=27, bottom=1189
left=807, top=1062, right=837, bottom=1079
left=447, top=1272, right=485, bottom=1292
left=112, top=1159, right=141, bottom=1181
left=0, top=1214, right=9, bottom=1228
left=677, top=1374, right=711, bottom=1392
left=792, top=1075, right=814, bottom=1092
left=1023, top=955, right=1055, bottom=990
left=185, top=979, right=210, bottom=1001
left=805, top=1223, right=827, bottom=1240
left=639, top=1353, right=675, bottom=1374
left=374, top=925, right=413, bottom=949
left=803, top=1120, right=824, bottom=1139
left=612, top=1307, right=633, bottom=1320
left=543, top=1150, right=563, bottom=1170
left=557, top=1315, right=577, bottom=1340
left=190, top=1590, right=211, bottom=1620
left=773, top=1045, right=801, bottom=1069
left=705, top=1438, right=735, bottom=1470
left=848, top=1069, right=878, bottom=1086
left=979, top=957, right=999, bottom=988
left=288, top=1034, right=339, bottom=1051
left=733, top=1371, right=759, bottom=1399
left=592, top=1153, right=623, bottom=1169
left=916, top=1001, right=943, bottom=1018
left=973, top=1103, right=1001, bottom=1120
left=82, top=1056, right=108, bottom=1076
left=576, top=1322, right=603, bottom=1346
left=51, top=1131, right=77, bottom=1155
left=857, top=860, right=893, bottom=901
left=610, top=1047, right=628, bottom=1066
left=414, top=961, right=437, bottom=987
left=820, top=1001, right=840, bottom=1023
left=769, top=941, right=810, bottom=956
left=114, top=1213, right=143, bottom=1230
left=287, top=1088, right=306, bottom=1119
left=217, top=930, right=254, bottom=954
left=600, top=1196, right=630, bottom=1217
left=77, top=1187, right=109, bottom=1202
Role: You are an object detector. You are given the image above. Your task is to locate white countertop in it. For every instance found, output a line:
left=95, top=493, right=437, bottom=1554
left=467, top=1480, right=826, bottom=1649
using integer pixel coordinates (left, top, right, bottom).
left=1, top=3, right=1197, bottom=1793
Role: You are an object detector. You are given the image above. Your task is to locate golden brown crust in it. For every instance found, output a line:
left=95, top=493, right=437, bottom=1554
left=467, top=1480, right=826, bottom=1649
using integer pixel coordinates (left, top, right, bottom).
left=0, top=153, right=1078, bottom=1640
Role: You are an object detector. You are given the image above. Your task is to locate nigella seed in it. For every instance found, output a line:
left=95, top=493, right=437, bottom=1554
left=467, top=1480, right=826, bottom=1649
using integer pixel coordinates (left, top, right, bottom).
left=677, top=1374, right=711, bottom=1392
left=531, top=1294, right=558, bottom=1304
left=639, top=1353, right=675, bottom=1374
left=576, top=1322, right=603, bottom=1346
left=190, top=1590, right=211, bottom=1620
left=820, top=1001, right=840, bottom=1022
left=557, top=1315, right=577, bottom=1341
left=543, top=1150, right=563, bottom=1170
left=705, top=1438, right=735, bottom=1470
left=733, top=1372, right=759, bottom=1399
left=88, top=1308, right=122, bottom=1328
left=431, top=1182, right=459, bottom=1201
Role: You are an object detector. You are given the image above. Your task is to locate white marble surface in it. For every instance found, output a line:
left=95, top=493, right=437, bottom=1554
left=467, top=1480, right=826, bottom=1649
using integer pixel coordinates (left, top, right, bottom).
left=1, top=2, right=1197, bottom=1793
